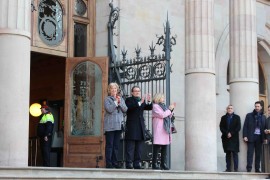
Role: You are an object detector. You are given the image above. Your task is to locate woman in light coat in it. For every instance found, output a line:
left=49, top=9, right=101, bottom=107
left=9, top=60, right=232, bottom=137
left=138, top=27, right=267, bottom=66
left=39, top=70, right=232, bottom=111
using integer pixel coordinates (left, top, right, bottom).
left=104, top=83, right=127, bottom=168
left=152, top=93, right=175, bottom=170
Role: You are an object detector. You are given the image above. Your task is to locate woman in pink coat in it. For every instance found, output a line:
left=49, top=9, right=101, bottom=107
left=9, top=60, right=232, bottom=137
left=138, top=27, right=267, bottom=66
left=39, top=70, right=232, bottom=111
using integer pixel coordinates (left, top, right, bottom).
left=152, top=93, right=175, bottom=170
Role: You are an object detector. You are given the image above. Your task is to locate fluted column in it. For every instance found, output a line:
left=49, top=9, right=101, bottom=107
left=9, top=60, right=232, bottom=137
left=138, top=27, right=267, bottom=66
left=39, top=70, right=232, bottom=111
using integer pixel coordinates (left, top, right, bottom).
left=229, top=0, right=258, bottom=172
left=185, top=0, right=217, bottom=171
left=0, top=0, right=31, bottom=166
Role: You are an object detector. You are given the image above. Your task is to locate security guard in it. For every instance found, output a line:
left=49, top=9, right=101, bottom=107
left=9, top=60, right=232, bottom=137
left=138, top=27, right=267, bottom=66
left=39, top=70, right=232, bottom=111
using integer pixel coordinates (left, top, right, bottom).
left=37, top=105, right=54, bottom=167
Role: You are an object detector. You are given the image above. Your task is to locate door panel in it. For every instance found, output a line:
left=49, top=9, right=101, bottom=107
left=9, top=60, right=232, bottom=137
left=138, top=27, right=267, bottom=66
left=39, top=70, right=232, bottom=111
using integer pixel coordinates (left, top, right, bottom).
left=64, top=57, right=108, bottom=167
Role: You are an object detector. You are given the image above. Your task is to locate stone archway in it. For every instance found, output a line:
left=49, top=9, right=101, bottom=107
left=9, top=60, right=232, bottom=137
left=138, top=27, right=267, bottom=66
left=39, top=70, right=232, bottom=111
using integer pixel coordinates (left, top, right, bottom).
left=258, top=41, right=270, bottom=111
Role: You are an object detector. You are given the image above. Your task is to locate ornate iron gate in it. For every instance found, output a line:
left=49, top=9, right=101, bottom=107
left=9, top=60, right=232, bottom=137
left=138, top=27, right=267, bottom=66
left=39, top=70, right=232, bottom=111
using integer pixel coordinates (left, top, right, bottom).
left=107, top=2, right=176, bottom=168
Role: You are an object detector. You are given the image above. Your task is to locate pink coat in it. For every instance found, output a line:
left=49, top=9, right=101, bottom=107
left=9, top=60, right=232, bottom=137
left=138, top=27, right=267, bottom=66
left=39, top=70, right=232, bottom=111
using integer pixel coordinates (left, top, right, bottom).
left=152, top=103, right=172, bottom=145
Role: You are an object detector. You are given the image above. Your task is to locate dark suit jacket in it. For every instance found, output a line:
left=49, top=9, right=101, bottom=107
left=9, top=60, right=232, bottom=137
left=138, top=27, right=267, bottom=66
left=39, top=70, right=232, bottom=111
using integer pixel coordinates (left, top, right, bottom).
left=125, top=96, right=152, bottom=140
left=243, top=110, right=266, bottom=143
left=219, top=113, right=241, bottom=152
left=265, top=117, right=270, bottom=142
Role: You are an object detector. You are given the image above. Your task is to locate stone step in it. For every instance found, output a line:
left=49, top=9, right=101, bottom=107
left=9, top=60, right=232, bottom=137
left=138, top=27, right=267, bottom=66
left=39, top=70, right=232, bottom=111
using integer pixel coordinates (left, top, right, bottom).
left=0, top=167, right=268, bottom=179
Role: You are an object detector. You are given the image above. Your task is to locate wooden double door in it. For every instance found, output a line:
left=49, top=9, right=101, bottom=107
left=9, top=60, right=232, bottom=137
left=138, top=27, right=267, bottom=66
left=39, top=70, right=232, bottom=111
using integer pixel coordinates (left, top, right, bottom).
left=63, top=57, right=108, bottom=168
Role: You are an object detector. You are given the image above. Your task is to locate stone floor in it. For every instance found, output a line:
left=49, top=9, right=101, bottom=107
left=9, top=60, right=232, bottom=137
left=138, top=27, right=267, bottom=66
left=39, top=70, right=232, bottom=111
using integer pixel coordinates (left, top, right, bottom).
left=0, top=167, right=269, bottom=179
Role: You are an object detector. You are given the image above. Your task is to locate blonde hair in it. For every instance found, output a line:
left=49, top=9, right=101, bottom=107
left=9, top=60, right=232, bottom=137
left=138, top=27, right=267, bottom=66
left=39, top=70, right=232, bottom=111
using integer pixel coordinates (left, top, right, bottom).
left=107, top=82, right=120, bottom=94
left=153, top=93, right=164, bottom=104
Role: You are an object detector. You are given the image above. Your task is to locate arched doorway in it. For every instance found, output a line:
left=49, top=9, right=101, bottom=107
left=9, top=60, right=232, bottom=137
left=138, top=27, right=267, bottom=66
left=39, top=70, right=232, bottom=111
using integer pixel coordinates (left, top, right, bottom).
left=258, top=42, right=270, bottom=114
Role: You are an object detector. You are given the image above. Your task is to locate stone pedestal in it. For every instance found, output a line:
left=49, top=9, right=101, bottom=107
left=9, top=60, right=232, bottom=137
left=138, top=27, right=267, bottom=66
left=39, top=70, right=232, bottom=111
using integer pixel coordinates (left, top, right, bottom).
left=0, top=0, right=31, bottom=166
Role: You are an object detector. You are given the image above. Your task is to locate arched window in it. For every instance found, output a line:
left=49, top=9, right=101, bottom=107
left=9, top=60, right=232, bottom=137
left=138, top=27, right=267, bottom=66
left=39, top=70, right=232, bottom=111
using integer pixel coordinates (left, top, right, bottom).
left=38, top=0, right=63, bottom=46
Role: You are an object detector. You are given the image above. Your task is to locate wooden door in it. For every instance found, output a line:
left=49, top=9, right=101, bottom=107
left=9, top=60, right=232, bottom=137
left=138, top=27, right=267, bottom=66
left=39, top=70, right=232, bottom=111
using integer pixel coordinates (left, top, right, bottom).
left=64, top=57, right=108, bottom=167
left=260, top=95, right=268, bottom=115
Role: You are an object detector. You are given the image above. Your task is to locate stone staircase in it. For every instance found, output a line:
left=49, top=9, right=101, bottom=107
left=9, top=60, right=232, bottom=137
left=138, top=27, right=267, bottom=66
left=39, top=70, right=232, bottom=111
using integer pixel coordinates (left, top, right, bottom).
left=0, top=167, right=268, bottom=179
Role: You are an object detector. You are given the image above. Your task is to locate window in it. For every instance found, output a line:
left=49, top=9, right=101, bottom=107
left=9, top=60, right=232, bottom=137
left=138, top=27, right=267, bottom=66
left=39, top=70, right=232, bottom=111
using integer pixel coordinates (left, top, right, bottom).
left=38, top=0, right=63, bottom=46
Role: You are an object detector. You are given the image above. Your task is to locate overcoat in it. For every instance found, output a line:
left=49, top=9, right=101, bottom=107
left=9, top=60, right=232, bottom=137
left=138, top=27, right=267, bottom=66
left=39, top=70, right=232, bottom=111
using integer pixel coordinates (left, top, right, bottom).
left=265, top=117, right=270, bottom=142
left=243, top=110, right=266, bottom=143
left=152, top=103, right=172, bottom=145
left=104, top=96, right=127, bottom=132
left=219, top=113, right=241, bottom=152
left=125, top=96, right=152, bottom=140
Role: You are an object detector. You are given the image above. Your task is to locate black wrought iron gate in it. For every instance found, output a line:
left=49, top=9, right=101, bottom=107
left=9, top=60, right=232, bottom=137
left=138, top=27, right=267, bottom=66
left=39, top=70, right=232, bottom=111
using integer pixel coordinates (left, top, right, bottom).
left=107, top=2, right=176, bottom=169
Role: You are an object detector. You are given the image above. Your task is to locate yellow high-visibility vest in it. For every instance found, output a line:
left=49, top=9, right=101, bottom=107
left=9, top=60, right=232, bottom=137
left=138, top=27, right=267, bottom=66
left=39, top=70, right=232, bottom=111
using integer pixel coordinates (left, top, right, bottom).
left=39, top=113, right=54, bottom=124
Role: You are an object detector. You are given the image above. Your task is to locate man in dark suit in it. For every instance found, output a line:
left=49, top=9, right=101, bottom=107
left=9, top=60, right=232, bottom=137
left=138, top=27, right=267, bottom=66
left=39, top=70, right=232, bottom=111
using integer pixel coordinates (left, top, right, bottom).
left=243, top=101, right=266, bottom=173
left=125, top=86, right=152, bottom=169
left=220, top=105, right=241, bottom=172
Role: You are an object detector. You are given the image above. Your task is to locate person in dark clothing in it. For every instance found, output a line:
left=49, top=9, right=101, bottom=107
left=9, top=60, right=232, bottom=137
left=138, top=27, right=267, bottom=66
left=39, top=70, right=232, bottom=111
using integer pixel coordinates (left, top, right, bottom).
left=219, top=105, right=241, bottom=172
left=37, top=105, right=54, bottom=167
left=125, top=86, right=152, bottom=169
left=243, top=101, right=266, bottom=173
left=264, top=105, right=270, bottom=179
left=104, top=83, right=127, bottom=168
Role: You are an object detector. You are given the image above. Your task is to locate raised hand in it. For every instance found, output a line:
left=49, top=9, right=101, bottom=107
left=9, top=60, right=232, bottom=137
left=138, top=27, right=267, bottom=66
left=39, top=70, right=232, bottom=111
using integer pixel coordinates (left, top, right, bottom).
left=169, top=102, right=176, bottom=110
left=140, top=96, right=145, bottom=104
left=146, top=93, right=152, bottom=102
left=116, top=95, right=121, bottom=104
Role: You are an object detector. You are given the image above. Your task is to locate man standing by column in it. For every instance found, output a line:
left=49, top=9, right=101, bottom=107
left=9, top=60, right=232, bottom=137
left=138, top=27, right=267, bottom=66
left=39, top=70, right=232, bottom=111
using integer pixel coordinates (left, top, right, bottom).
left=243, top=101, right=266, bottom=172
left=220, top=105, right=241, bottom=172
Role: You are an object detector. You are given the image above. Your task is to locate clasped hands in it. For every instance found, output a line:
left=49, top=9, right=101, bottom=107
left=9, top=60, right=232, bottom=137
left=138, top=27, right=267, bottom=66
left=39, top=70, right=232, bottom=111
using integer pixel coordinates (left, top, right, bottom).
left=169, top=102, right=176, bottom=111
left=140, top=93, right=152, bottom=103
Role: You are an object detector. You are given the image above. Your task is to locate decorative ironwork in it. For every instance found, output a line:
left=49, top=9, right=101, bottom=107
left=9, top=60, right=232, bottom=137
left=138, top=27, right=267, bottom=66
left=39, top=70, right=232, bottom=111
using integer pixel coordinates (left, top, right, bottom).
left=75, top=0, right=87, bottom=16
left=38, top=0, right=63, bottom=46
left=31, top=0, right=37, bottom=12
left=108, top=1, right=121, bottom=86
left=156, top=13, right=177, bottom=105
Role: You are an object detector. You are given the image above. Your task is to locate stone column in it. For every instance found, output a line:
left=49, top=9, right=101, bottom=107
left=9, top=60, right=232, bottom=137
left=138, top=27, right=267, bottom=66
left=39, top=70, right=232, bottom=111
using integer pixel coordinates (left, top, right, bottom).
left=185, top=0, right=217, bottom=171
left=0, top=0, right=31, bottom=166
left=229, top=0, right=258, bottom=172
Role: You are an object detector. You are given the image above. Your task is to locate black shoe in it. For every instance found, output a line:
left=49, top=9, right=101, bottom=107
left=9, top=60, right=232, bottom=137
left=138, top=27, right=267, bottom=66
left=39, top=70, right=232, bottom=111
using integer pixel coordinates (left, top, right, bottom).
left=265, top=175, right=270, bottom=179
left=134, top=165, right=144, bottom=169
left=160, top=164, right=169, bottom=170
left=247, top=169, right=251, bottom=172
left=255, top=169, right=261, bottom=173
left=126, top=164, right=133, bottom=169
left=113, top=164, right=122, bottom=169
left=234, top=169, right=238, bottom=172
left=106, top=164, right=114, bottom=168
left=224, top=169, right=231, bottom=172
left=152, top=163, right=160, bottom=170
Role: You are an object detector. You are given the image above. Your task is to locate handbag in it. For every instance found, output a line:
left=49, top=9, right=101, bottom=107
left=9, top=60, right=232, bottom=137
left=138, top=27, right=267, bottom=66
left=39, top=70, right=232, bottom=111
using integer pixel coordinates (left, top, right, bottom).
left=121, top=121, right=126, bottom=132
left=171, top=122, right=177, bottom=134
left=171, top=115, right=177, bottom=134
left=145, top=129, right=153, bottom=141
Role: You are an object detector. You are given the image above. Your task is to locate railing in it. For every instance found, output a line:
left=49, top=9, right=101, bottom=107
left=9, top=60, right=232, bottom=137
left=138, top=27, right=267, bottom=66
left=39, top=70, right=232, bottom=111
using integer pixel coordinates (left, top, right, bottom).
left=28, top=137, right=39, bottom=166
